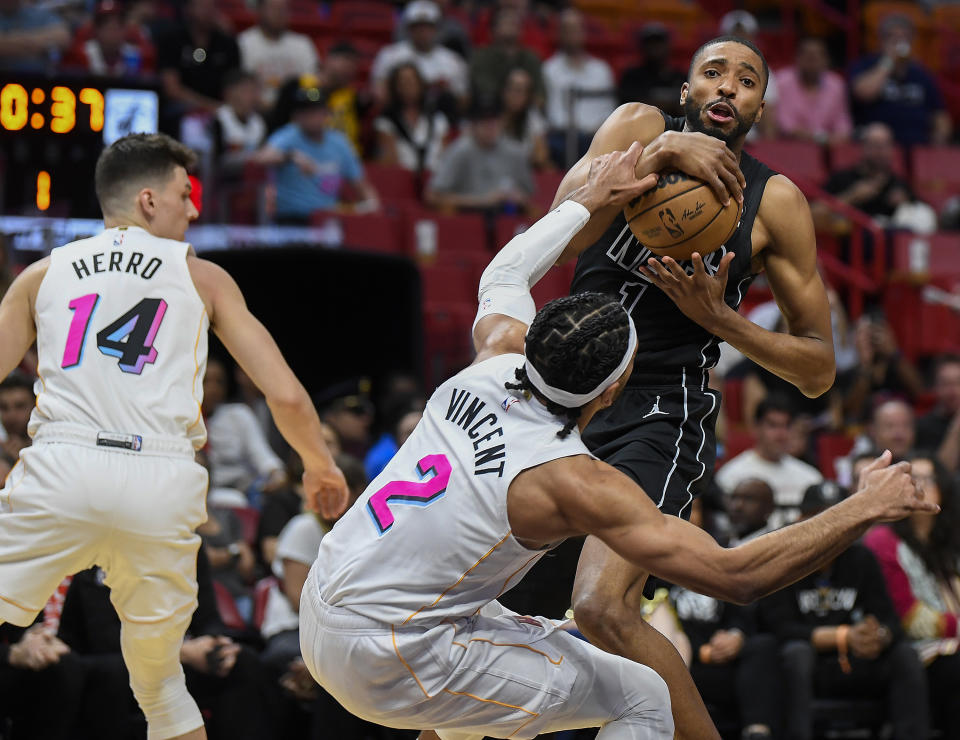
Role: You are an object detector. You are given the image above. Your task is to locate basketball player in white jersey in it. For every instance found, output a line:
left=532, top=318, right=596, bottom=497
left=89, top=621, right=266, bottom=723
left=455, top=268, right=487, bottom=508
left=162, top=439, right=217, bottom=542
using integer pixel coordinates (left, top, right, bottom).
left=0, top=133, right=348, bottom=740
left=298, top=142, right=936, bottom=740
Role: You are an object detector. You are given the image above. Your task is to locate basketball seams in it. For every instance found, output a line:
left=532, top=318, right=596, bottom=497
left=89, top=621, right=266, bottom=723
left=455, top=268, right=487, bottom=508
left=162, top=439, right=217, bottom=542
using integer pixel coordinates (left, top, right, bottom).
left=628, top=191, right=742, bottom=253
left=626, top=183, right=704, bottom=221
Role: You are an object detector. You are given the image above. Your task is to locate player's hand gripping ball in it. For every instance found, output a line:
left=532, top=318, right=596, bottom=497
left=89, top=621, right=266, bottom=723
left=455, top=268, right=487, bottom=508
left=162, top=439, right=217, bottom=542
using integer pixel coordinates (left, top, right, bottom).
left=624, top=170, right=743, bottom=261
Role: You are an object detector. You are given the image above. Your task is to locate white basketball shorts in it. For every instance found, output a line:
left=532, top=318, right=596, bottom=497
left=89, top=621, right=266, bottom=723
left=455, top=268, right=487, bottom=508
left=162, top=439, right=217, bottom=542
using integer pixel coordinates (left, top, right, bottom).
left=299, top=564, right=674, bottom=739
left=0, top=422, right=207, bottom=627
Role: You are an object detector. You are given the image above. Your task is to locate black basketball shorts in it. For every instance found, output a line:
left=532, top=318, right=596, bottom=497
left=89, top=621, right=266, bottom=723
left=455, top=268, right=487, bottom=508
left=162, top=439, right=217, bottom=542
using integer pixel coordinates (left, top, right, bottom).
left=581, top=377, right=721, bottom=520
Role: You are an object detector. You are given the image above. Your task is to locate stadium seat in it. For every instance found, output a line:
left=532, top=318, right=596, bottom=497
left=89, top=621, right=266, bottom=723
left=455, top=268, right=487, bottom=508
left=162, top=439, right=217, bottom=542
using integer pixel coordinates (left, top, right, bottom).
left=889, top=231, right=960, bottom=279
left=494, top=215, right=533, bottom=251
left=212, top=580, right=248, bottom=631
left=745, top=140, right=827, bottom=185
left=311, top=211, right=405, bottom=255
left=364, top=163, right=420, bottom=202
left=883, top=280, right=960, bottom=360
left=420, top=263, right=478, bottom=306
left=329, top=1, right=396, bottom=43
left=423, top=303, right=475, bottom=387
left=829, top=140, right=907, bottom=179
left=229, top=506, right=260, bottom=547
left=720, top=427, right=755, bottom=465
left=432, top=249, right=488, bottom=289
left=722, top=376, right=745, bottom=428
left=531, top=263, right=576, bottom=309
left=533, top=170, right=565, bottom=212
left=252, top=576, right=278, bottom=632
left=403, top=208, right=489, bottom=256
left=911, top=146, right=960, bottom=212
left=816, top=432, right=854, bottom=480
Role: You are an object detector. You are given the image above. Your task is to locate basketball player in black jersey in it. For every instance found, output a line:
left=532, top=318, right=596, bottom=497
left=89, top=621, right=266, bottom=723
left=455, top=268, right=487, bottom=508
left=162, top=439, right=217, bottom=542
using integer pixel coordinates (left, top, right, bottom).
left=549, top=36, right=836, bottom=740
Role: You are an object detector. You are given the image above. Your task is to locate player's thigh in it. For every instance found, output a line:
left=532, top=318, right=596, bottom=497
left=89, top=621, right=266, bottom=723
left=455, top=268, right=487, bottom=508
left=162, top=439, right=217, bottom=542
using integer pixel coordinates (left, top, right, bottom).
left=101, top=455, right=207, bottom=623
left=0, top=447, right=102, bottom=624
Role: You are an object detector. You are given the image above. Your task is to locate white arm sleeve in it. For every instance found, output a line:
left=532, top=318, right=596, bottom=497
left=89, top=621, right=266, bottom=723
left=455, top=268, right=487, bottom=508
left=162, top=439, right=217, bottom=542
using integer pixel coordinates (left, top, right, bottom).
left=473, top=200, right=591, bottom=330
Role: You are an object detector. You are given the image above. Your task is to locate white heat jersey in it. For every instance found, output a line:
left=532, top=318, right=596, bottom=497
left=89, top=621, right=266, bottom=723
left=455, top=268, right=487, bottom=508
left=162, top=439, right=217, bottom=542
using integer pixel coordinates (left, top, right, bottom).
left=315, top=353, right=592, bottom=626
left=29, top=226, right=209, bottom=448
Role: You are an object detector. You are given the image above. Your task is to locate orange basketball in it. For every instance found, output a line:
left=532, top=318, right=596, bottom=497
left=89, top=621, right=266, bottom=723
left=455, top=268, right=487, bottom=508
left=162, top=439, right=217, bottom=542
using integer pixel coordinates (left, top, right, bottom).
left=623, top=170, right=743, bottom=261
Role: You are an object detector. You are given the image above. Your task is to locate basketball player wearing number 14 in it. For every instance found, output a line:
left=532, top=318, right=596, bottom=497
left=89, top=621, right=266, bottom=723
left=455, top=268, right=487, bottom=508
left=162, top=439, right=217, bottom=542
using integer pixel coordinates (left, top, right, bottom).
left=552, top=37, right=837, bottom=739
left=0, top=133, right=348, bottom=740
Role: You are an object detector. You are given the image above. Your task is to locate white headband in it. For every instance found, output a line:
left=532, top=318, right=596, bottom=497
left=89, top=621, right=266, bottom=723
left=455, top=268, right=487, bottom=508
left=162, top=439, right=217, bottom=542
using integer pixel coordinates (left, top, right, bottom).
left=524, top=314, right=638, bottom=408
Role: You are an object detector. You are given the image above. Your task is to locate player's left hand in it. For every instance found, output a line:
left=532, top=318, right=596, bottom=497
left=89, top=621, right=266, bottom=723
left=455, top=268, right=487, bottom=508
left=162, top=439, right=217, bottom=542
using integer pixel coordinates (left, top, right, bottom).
left=639, top=251, right=736, bottom=333
left=304, top=463, right=350, bottom=521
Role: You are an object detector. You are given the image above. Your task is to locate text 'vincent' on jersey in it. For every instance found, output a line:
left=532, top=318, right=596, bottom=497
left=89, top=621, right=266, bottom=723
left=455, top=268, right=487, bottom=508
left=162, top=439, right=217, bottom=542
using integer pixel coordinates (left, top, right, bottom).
left=571, top=112, right=778, bottom=378
left=313, top=353, right=593, bottom=627
left=30, top=226, right=209, bottom=448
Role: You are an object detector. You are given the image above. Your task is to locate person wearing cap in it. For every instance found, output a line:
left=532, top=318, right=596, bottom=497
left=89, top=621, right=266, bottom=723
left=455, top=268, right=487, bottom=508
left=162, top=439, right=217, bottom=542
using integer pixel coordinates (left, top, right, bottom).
left=0, top=0, right=70, bottom=73
left=254, top=80, right=380, bottom=224
left=238, top=0, right=318, bottom=110
left=426, top=96, right=534, bottom=214
left=757, top=481, right=928, bottom=740
left=370, top=0, right=468, bottom=109
left=296, top=143, right=936, bottom=740
left=849, top=13, right=951, bottom=146
left=617, top=23, right=687, bottom=116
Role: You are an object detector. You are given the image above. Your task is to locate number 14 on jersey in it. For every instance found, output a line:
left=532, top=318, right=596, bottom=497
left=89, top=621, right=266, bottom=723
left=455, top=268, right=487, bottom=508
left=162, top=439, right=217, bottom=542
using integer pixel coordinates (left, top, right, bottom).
left=61, top=293, right=168, bottom=375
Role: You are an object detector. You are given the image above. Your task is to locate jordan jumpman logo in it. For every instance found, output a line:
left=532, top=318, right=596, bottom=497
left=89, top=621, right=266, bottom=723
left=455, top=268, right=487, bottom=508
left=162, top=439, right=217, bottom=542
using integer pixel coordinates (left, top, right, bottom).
left=643, top=395, right=669, bottom=418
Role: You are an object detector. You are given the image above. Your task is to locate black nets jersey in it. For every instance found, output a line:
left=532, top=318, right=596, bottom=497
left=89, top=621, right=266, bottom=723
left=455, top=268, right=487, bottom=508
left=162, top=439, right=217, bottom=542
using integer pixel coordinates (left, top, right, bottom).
left=571, top=111, right=778, bottom=382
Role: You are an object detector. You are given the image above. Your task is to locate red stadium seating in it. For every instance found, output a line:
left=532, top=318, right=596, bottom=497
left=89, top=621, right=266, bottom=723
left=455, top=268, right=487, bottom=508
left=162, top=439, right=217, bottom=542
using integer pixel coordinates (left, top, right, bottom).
left=419, top=263, right=478, bottom=306
left=213, top=580, right=248, bottom=631
left=312, top=211, right=405, bottom=255
left=828, top=140, right=908, bottom=179
left=816, top=433, right=854, bottom=480
left=403, top=208, right=488, bottom=256
left=533, top=170, right=565, bottom=212
left=745, top=140, right=827, bottom=185
left=531, top=262, right=576, bottom=309
left=252, top=577, right=278, bottom=632
left=364, top=164, right=420, bottom=203
left=329, top=1, right=396, bottom=43
left=889, top=231, right=960, bottom=279
left=911, top=146, right=960, bottom=212
left=722, top=376, right=744, bottom=428
left=230, top=506, right=260, bottom=546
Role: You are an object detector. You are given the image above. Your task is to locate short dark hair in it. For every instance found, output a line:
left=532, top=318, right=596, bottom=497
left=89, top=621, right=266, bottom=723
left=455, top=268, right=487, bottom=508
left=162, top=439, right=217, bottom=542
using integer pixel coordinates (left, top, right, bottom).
left=754, top=394, right=794, bottom=424
left=0, top=371, right=34, bottom=398
left=95, top=133, right=196, bottom=216
left=689, top=35, right=769, bottom=94
left=222, top=68, right=257, bottom=91
left=505, top=293, right=632, bottom=438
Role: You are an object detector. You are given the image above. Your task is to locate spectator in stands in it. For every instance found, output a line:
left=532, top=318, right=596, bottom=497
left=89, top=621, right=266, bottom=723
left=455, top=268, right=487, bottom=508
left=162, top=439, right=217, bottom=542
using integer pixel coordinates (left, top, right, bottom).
left=715, top=396, right=823, bottom=527
left=393, top=0, right=471, bottom=60
left=0, top=620, right=82, bottom=739
left=371, top=1, right=468, bottom=116
left=324, top=41, right=370, bottom=156
left=501, top=67, right=551, bottom=170
left=850, top=14, right=951, bottom=147
left=916, top=354, right=960, bottom=473
left=63, top=1, right=153, bottom=77
left=838, top=311, right=925, bottom=422
left=469, top=7, right=544, bottom=108
left=617, top=22, right=687, bottom=117
left=427, top=97, right=534, bottom=214
left=718, top=10, right=777, bottom=139
left=815, top=123, right=931, bottom=233
left=58, top=551, right=273, bottom=740
left=865, top=452, right=960, bottom=739
left=211, top=70, right=267, bottom=179
left=847, top=398, right=917, bottom=479
left=316, top=380, right=375, bottom=459
left=543, top=8, right=617, bottom=167
left=254, top=82, right=380, bottom=224
left=203, top=357, right=287, bottom=500
left=775, top=36, right=852, bottom=144
left=238, top=0, right=318, bottom=111
left=669, top=584, right=782, bottom=739
left=259, top=455, right=365, bottom=738
left=760, top=483, right=929, bottom=740
left=157, top=0, right=240, bottom=120
left=364, top=391, right=425, bottom=481
left=726, top=478, right=776, bottom=545
left=374, top=62, right=450, bottom=174
left=0, top=0, right=69, bottom=73
left=0, top=371, right=34, bottom=460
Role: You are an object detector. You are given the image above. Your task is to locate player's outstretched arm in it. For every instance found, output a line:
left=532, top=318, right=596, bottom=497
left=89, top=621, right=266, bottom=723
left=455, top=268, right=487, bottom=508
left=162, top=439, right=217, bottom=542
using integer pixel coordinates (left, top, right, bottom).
left=512, top=451, right=937, bottom=605
left=0, top=259, right=47, bottom=381
left=550, top=103, right=745, bottom=263
left=189, top=258, right=348, bottom=519
left=473, top=142, right=658, bottom=361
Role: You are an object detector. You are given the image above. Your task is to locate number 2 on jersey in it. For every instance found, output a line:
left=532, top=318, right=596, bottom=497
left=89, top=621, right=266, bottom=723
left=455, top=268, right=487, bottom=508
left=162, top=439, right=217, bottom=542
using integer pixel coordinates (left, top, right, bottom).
left=61, top=294, right=168, bottom=374
left=367, top=454, right=452, bottom=535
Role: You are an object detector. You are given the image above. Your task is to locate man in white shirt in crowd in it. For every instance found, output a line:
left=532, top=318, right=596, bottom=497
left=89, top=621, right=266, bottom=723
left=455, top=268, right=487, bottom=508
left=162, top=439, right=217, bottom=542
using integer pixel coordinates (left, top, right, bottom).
left=543, top=7, right=616, bottom=166
left=203, top=357, right=286, bottom=503
left=715, top=396, right=823, bottom=527
left=238, top=0, right=318, bottom=109
left=370, top=0, right=468, bottom=109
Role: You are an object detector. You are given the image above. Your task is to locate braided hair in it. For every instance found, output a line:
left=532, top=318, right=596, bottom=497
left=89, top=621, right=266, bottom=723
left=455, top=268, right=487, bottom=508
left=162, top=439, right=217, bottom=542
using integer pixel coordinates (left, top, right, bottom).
left=505, top=292, right=632, bottom=438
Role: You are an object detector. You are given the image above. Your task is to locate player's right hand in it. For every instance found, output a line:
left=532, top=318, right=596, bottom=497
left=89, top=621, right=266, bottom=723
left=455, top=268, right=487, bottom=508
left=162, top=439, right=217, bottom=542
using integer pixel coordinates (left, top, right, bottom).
left=856, top=451, right=940, bottom=522
left=304, top=463, right=350, bottom=521
left=646, top=130, right=745, bottom=206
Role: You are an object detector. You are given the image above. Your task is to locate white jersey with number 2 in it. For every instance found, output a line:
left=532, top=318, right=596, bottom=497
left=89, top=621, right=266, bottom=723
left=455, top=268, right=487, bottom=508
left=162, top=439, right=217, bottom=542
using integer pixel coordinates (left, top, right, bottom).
left=29, top=225, right=209, bottom=447
left=314, top=352, right=592, bottom=626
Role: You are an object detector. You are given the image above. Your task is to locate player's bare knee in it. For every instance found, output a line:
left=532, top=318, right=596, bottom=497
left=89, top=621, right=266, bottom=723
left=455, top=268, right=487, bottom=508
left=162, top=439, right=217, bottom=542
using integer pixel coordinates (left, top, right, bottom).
left=573, top=593, right=633, bottom=650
